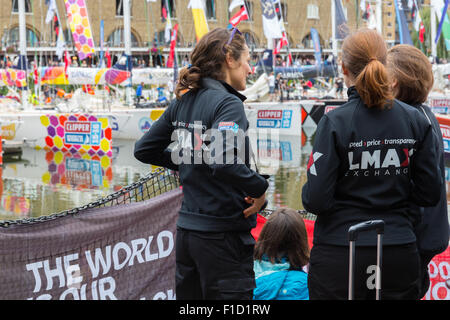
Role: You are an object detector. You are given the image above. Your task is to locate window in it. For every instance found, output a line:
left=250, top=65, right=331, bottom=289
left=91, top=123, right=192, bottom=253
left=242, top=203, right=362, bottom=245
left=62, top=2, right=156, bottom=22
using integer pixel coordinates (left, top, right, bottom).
left=161, top=0, right=176, bottom=20
left=276, top=3, right=288, bottom=23
left=115, top=0, right=134, bottom=16
left=301, top=33, right=322, bottom=49
left=116, top=0, right=123, bottom=16
left=157, top=29, right=184, bottom=46
left=11, top=0, right=32, bottom=13
left=243, top=31, right=259, bottom=48
left=63, top=29, right=73, bottom=46
left=107, top=28, right=139, bottom=47
left=307, top=4, right=319, bottom=20
left=7, top=27, right=39, bottom=46
left=205, top=0, right=216, bottom=20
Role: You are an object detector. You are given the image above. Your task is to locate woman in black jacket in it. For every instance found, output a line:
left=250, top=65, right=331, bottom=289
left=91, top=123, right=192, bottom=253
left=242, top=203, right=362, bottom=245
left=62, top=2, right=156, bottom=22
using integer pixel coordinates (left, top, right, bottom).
left=134, top=28, right=268, bottom=300
left=302, top=29, right=441, bottom=299
left=387, top=44, right=449, bottom=299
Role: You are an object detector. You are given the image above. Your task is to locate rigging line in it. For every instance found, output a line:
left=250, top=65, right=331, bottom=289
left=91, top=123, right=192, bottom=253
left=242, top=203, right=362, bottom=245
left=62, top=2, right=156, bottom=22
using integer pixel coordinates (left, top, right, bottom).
left=244, top=0, right=267, bottom=75
left=144, top=0, right=153, bottom=64
left=31, top=0, right=39, bottom=97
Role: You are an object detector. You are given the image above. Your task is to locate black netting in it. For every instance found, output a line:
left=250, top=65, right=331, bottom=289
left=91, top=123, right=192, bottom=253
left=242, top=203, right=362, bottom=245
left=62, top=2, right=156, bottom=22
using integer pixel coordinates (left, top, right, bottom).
left=0, top=167, right=316, bottom=228
left=0, top=168, right=180, bottom=228
left=260, top=209, right=317, bottom=221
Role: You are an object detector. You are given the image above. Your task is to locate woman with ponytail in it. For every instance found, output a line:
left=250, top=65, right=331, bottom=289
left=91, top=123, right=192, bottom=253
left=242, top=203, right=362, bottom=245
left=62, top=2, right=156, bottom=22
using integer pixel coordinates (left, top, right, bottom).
left=302, top=29, right=441, bottom=299
left=134, top=28, right=268, bottom=300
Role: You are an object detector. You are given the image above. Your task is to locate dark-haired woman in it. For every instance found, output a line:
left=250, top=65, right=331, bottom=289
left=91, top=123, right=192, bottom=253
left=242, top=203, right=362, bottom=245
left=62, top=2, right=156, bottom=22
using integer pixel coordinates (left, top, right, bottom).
left=134, top=28, right=268, bottom=300
left=253, top=208, right=310, bottom=300
left=301, top=29, right=441, bottom=300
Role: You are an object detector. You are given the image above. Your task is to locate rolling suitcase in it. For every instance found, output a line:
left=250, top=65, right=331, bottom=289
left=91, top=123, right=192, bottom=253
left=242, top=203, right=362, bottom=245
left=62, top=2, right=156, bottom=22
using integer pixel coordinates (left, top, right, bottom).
left=348, top=220, right=385, bottom=300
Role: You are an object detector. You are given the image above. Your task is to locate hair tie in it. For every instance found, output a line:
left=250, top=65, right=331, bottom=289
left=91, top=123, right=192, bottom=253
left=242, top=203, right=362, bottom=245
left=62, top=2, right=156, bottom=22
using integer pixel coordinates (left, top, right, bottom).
left=369, top=58, right=377, bottom=63
left=188, top=64, right=192, bottom=69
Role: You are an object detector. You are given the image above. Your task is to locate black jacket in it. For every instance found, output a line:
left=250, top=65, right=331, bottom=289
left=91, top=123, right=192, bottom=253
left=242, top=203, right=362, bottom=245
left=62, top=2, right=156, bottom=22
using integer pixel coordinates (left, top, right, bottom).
left=302, top=87, right=441, bottom=246
left=412, top=104, right=449, bottom=257
left=134, top=78, right=268, bottom=232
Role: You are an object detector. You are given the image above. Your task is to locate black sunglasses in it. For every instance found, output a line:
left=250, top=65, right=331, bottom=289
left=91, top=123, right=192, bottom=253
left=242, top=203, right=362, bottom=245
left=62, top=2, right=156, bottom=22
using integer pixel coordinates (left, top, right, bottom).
left=223, top=28, right=242, bottom=54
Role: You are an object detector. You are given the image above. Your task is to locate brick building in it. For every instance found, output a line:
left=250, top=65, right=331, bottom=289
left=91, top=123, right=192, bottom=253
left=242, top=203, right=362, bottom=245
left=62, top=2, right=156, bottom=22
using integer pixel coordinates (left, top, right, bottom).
left=0, top=0, right=402, bottom=63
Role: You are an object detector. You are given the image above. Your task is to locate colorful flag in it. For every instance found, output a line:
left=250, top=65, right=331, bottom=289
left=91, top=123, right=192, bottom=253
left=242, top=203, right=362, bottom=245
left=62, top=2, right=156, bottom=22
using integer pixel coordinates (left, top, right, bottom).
left=105, top=50, right=112, bottom=68
left=431, top=0, right=450, bottom=50
left=33, top=61, right=39, bottom=85
left=188, top=0, right=209, bottom=41
left=64, top=51, right=70, bottom=78
left=54, top=14, right=65, bottom=60
left=335, top=0, right=349, bottom=40
left=360, top=0, right=366, bottom=12
left=412, top=0, right=422, bottom=31
left=229, top=0, right=245, bottom=12
left=395, top=0, right=413, bottom=45
left=419, top=22, right=426, bottom=43
left=45, top=0, right=57, bottom=24
left=165, top=19, right=172, bottom=43
left=435, top=0, right=450, bottom=44
left=260, top=0, right=282, bottom=39
left=310, top=27, right=322, bottom=65
left=167, top=24, right=179, bottom=68
left=229, top=5, right=249, bottom=27
left=161, top=0, right=168, bottom=22
left=273, top=32, right=288, bottom=54
left=64, top=0, right=95, bottom=61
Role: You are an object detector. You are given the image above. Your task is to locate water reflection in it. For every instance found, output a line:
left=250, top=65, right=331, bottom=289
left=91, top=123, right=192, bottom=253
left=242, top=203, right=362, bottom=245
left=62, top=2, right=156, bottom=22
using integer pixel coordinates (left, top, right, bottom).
left=0, top=140, right=150, bottom=221
left=1, top=129, right=449, bottom=223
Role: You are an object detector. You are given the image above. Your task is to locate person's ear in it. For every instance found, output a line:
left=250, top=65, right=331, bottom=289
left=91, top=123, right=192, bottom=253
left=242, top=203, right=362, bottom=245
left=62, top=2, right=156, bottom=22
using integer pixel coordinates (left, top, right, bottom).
left=225, top=52, right=237, bottom=69
left=392, top=79, right=398, bottom=89
left=342, top=63, right=348, bottom=76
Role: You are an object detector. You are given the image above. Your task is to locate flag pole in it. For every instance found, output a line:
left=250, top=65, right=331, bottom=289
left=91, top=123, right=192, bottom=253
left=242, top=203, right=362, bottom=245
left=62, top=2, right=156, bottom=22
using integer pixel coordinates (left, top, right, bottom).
left=18, top=0, right=29, bottom=110
left=331, top=0, right=338, bottom=59
left=431, top=2, right=437, bottom=59
left=123, top=0, right=133, bottom=106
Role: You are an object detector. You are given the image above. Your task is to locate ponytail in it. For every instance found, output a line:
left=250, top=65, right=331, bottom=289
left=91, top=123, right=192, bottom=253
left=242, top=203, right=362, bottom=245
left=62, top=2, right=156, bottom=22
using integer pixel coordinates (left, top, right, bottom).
left=355, top=59, right=393, bottom=109
left=175, top=66, right=202, bottom=100
left=342, top=28, right=393, bottom=110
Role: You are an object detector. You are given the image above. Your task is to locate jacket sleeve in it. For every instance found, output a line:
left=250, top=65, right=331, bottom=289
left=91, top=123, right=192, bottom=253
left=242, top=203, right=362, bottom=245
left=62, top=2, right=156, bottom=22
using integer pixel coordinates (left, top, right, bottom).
left=302, top=115, right=340, bottom=215
left=409, top=112, right=442, bottom=206
left=208, top=96, right=268, bottom=198
left=134, top=103, right=179, bottom=171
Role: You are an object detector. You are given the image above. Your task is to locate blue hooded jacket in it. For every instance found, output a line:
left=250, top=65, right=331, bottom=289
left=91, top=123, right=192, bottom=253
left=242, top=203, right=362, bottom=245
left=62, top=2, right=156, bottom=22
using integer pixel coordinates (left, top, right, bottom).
left=253, top=257, right=309, bottom=300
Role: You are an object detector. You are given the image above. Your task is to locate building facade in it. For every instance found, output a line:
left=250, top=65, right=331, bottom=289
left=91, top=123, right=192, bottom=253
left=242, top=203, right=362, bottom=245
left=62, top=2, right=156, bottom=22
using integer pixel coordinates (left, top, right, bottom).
left=0, top=0, right=403, bottom=60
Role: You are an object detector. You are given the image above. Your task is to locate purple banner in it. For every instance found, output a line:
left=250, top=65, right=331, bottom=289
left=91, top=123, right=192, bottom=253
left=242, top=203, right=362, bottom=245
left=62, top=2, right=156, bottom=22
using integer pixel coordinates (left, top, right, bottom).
left=0, top=188, right=183, bottom=300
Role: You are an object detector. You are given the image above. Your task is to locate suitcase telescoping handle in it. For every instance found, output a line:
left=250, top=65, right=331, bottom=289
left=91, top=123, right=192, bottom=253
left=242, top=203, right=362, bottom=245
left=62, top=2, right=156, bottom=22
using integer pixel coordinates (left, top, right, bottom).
left=348, top=220, right=385, bottom=300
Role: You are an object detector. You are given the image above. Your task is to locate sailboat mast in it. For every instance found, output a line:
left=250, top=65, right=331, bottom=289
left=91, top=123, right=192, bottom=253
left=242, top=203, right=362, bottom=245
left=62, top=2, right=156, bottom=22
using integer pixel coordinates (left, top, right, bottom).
left=375, top=0, right=382, bottom=34
left=18, top=0, right=29, bottom=109
left=431, top=3, right=437, bottom=60
left=331, top=0, right=338, bottom=58
left=123, top=0, right=133, bottom=106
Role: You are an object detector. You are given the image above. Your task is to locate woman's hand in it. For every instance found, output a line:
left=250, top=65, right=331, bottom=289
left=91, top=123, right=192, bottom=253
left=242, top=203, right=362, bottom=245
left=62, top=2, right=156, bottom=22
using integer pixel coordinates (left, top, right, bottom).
left=243, top=193, right=266, bottom=218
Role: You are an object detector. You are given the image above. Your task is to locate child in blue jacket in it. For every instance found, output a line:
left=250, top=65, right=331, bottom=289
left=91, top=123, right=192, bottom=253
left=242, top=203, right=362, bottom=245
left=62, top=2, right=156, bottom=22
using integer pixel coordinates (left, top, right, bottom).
left=253, top=208, right=310, bottom=300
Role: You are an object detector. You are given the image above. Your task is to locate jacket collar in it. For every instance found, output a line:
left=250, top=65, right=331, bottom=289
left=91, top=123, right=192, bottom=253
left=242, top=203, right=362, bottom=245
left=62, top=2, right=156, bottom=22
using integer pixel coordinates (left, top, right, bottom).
left=347, top=86, right=360, bottom=101
left=201, top=77, right=247, bottom=102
